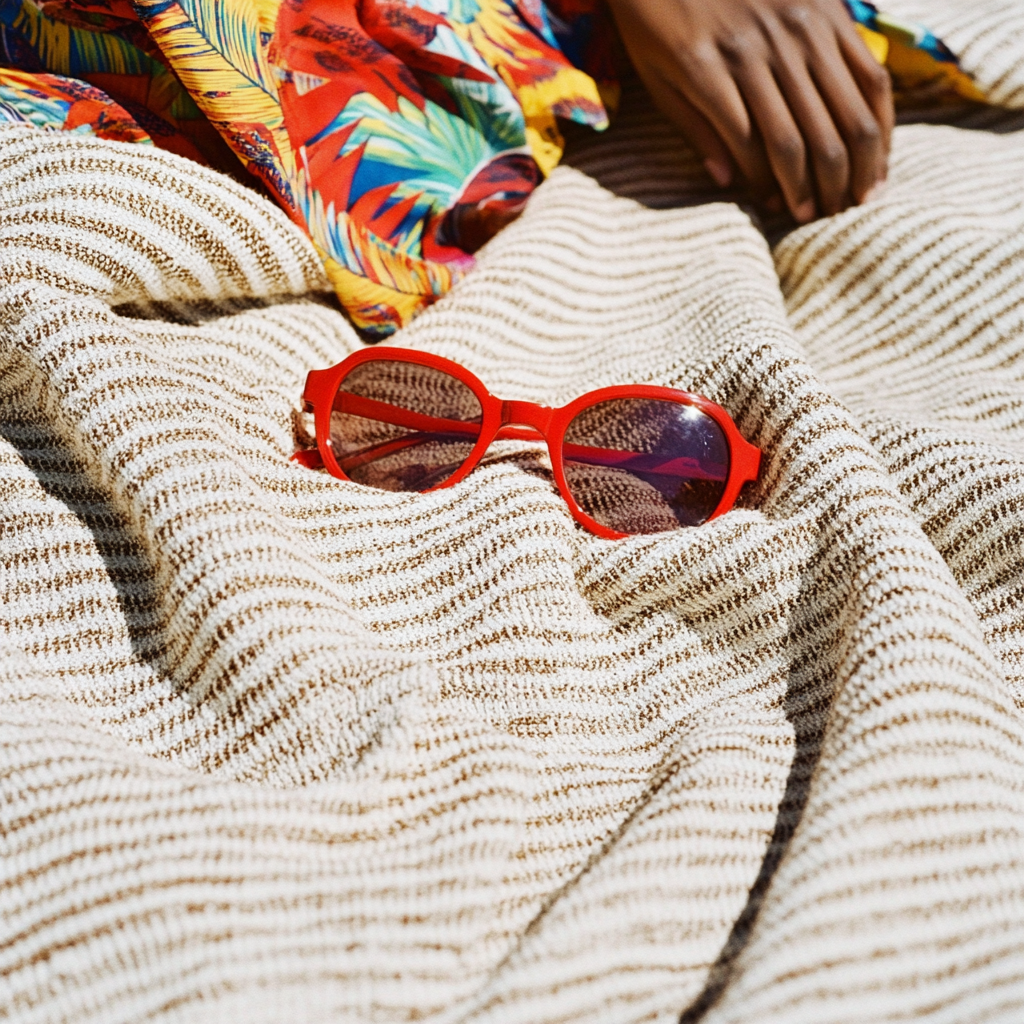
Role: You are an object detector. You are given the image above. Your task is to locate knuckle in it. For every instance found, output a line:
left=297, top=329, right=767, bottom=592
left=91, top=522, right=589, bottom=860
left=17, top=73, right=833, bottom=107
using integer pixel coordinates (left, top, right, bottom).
left=851, top=117, right=881, bottom=147
left=681, top=40, right=719, bottom=75
left=736, top=132, right=761, bottom=159
left=815, top=141, right=848, bottom=174
left=867, top=61, right=892, bottom=94
left=773, top=132, right=805, bottom=168
left=779, top=3, right=814, bottom=34
left=718, top=28, right=761, bottom=63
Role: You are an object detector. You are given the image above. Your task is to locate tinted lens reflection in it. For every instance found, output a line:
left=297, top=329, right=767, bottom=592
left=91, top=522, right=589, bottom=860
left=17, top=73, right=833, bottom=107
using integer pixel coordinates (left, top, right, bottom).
left=330, top=360, right=482, bottom=492
left=562, top=398, right=730, bottom=534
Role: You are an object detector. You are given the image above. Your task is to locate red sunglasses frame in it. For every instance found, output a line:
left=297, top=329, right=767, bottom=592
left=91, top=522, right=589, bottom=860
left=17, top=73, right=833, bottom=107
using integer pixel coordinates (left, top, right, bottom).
left=295, top=347, right=761, bottom=539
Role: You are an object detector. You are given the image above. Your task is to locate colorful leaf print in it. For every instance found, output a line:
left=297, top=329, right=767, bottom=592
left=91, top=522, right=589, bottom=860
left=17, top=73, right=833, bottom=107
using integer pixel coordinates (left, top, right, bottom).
left=844, top=0, right=985, bottom=103
left=131, top=0, right=296, bottom=205
left=0, top=63, right=153, bottom=139
left=0, top=0, right=238, bottom=164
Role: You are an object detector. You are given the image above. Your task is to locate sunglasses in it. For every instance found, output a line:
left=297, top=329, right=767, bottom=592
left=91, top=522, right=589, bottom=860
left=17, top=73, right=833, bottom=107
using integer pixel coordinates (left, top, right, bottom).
left=293, top=348, right=761, bottom=539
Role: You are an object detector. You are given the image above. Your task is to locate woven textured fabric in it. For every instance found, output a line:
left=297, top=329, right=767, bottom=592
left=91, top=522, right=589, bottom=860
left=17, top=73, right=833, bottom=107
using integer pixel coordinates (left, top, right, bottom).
left=2, top=1, right=1024, bottom=1020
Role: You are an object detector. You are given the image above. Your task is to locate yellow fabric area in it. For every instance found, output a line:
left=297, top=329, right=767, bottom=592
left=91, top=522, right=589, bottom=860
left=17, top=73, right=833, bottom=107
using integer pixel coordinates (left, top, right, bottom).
left=135, top=0, right=294, bottom=177
left=506, top=66, right=609, bottom=175
left=854, top=22, right=890, bottom=65
left=856, top=20, right=985, bottom=104
left=886, top=40, right=986, bottom=103
left=321, top=257, right=430, bottom=334
left=449, top=0, right=608, bottom=176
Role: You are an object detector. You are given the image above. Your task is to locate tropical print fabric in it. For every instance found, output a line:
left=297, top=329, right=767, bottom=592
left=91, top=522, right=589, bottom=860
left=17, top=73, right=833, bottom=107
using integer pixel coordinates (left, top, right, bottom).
left=0, top=65, right=150, bottom=141
left=0, top=0, right=982, bottom=337
left=0, top=0, right=616, bottom=336
left=0, top=0, right=243, bottom=168
left=846, top=0, right=985, bottom=104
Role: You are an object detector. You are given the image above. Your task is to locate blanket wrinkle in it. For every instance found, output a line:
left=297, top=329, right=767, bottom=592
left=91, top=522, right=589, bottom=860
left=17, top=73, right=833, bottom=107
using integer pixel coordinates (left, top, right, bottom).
left=0, top=292, right=428, bottom=785
left=3, top=1, right=1024, bottom=1019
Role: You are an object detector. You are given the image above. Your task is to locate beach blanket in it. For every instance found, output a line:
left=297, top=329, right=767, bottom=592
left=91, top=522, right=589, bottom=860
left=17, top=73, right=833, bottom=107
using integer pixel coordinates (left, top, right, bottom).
left=3, top=0, right=1024, bottom=1020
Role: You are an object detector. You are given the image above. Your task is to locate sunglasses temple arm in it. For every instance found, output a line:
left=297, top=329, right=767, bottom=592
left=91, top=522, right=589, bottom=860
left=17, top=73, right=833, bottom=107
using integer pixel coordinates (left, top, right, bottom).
left=294, top=433, right=726, bottom=483
left=294, top=430, right=482, bottom=475
left=338, top=431, right=476, bottom=472
left=291, top=394, right=480, bottom=470
left=561, top=442, right=728, bottom=482
left=336, top=394, right=482, bottom=437
left=332, top=425, right=720, bottom=480
left=339, top=395, right=726, bottom=480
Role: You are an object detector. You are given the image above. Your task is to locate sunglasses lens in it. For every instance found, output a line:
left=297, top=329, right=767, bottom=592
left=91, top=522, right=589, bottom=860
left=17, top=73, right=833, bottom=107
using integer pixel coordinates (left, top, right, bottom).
left=562, top=398, right=730, bottom=535
left=330, top=359, right=483, bottom=492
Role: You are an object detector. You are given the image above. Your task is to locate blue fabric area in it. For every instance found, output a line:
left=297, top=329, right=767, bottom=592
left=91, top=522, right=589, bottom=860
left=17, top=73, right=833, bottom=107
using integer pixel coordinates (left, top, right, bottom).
left=348, top=157, right=420, bottom=208
left=843, top=0, right=958, bottom=65
left=844, top=0, right=879, bottom=30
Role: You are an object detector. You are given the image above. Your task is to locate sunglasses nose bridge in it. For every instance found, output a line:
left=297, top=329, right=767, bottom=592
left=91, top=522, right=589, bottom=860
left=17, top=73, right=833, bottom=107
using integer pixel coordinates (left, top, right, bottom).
left=500, top=399, right=553, bottom=435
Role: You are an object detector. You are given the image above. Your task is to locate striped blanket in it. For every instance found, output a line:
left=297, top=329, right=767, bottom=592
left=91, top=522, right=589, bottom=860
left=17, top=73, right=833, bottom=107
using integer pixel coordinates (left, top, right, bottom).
left=2, top=2, right=1024, bottom=1021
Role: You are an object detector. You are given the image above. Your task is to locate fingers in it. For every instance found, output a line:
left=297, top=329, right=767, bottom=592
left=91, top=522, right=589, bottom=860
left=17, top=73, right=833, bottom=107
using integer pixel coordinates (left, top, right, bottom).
left=616, top=0, right=897, bottom=222
left=768, top=26, right=878, bottom=215
left=717, top=10, right=892, bottom=219
left=808, top=30, right=890, bottom=203
left=835, top=18, right=894, bottom=171
left=835, top=15, right=895, bottom=135
left=641, top=70, right=736, bottom=187
left=671, top=44, right=778, bottom=200
left=734, top=61, right=817, bottom=221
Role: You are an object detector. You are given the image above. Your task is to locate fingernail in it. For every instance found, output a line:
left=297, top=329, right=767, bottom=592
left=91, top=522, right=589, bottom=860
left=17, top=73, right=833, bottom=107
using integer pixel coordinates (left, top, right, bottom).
left=863, top=179, right=887, bottom=204
left=795, top=199, right=816, bottom=224
left=704, top=157, right=732, bottom=189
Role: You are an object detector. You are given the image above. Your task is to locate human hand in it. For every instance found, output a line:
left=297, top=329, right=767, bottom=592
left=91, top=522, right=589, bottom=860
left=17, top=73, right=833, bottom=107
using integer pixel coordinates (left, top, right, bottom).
left=606, top=0, right=893, bottom=221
